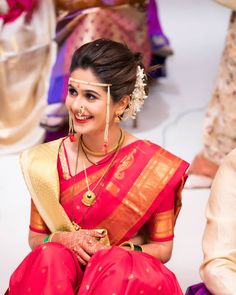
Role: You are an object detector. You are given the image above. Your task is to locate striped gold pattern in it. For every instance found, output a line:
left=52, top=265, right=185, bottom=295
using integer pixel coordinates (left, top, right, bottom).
left=147, top=209, right=174, bottom=240
left=97, top=149, right=183, bottom=245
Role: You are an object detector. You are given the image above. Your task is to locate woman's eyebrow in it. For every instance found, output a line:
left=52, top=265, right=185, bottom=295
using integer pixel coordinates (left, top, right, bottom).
left=82, top=89, right=101, bottom=97
left=68, top=83, right=101, bottom=97
left=68, top=83, right=76, bottom=88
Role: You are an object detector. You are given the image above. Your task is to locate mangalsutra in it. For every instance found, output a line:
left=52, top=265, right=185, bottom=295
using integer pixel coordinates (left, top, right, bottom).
left=70, top=140, right=81, bottom=231
left=81, top=134, right=124, bottom=207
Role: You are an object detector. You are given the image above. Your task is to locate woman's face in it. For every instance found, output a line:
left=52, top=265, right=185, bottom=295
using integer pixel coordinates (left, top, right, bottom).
left=66, top=68, right=119, bottom=136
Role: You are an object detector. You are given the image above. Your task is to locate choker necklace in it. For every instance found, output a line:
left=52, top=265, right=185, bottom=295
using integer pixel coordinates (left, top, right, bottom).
left=80, top=128, right=125, bottom=157
left=80, top=128, right=125, bottom=166
left=81, top=134, right=124, bottom=207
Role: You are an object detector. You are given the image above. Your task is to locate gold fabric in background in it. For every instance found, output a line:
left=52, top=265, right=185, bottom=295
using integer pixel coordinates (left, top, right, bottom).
left=0, top=0, right=56, bottom=153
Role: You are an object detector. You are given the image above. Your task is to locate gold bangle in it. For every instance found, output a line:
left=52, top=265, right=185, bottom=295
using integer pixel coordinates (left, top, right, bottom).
left=119, top=241, right=134, bottom=250
left=49, top=231, right=60, bottom=242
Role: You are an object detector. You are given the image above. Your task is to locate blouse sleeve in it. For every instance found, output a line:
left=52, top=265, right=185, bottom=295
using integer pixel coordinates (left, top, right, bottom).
left=29, top=199, right=50, bottom=234
left=146, top=175, right=186, bottom=242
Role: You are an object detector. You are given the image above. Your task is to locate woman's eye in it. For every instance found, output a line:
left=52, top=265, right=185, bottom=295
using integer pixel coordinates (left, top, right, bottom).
left=68, top=88, right=77, bottom=97
left=86, top=93, right=97, bottom=100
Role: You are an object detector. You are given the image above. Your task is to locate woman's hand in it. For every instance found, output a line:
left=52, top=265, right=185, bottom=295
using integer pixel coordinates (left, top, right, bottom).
left=51, top=229, right=109, bottom=265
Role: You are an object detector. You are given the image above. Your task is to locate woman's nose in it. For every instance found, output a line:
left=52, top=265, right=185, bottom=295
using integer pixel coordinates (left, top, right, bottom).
left=71, top=96, right=85, bottom=111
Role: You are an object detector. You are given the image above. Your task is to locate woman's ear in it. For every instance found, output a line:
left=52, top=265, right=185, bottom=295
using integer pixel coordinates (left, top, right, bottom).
left=117, top=95, right=130, bottom=113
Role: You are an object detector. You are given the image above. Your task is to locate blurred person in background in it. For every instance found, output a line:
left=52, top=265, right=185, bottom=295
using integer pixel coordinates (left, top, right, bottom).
left=0, top=0, right=56, bottom=155
left=186, top=1, right=236, bottom=189
left=148, top=0, right=173, bottom=79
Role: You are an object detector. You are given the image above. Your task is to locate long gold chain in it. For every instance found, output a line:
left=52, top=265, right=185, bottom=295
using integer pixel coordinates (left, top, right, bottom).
left=70, top=130, right=125, bottom=229
left=81, top=132, right=124, bottom=207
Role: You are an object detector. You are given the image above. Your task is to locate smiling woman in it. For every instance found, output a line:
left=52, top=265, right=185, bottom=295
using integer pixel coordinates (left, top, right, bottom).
left=6, top=39, right=189, bottom=295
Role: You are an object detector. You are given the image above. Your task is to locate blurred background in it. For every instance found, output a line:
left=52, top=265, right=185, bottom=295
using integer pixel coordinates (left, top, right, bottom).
left=0, top=0, right=230, bottom=293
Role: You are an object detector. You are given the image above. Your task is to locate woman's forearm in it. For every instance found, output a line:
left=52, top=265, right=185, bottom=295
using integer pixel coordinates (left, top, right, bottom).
left=140, top=241, right=173, bottom=263
left=28, top=231, right=48, bottom=250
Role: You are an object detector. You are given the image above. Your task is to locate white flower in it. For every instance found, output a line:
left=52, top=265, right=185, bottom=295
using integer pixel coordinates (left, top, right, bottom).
left=123, top=66, right=147, bottom=120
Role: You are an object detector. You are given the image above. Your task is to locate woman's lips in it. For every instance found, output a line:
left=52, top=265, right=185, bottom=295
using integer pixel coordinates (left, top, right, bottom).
left=74, top=115, right=93, bottom=124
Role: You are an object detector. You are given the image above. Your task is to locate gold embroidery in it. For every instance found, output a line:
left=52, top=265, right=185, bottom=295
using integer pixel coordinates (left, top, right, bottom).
left=105, top=181, right=120, bottom=196
left=147, top=209, right=174, bottom=240
left=21, top=139, right=76, bottom=233
left=114, top=149, right=136, bottom=180
left=97, top=149, right=183, bottom=245
left=58, top=145, right=70, bottom=180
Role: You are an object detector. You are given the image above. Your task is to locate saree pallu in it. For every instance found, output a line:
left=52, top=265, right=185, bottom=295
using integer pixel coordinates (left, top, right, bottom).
left=7, top=244, right=183, bottom=295
left=41, top=3, right=151, bottom=129
left=0, top=0, right=56, bottom=155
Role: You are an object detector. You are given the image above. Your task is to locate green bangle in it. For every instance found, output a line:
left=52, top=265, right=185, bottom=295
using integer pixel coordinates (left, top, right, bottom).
left=134, top=244, right=143, bottom=252
left=43, top=235, right=50, bottom=243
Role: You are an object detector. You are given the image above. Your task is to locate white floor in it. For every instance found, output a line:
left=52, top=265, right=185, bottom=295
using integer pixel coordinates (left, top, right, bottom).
left=0, top=1, right=230, bottom=293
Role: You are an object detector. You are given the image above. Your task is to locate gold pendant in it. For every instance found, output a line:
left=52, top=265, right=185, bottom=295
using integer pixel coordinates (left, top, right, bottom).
left=82, top=190, right=96, bottom=206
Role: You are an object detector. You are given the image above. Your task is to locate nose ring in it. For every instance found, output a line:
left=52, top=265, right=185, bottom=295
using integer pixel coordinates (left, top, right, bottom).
left=77, top=105, right=85, bottom=116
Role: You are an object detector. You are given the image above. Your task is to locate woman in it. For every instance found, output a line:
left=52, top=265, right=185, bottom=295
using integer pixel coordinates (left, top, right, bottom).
left=41, top=0, right=151, bottom=132
left=7, top=39, right=188, bottom=294
left=186, top=3, right=236, bottom=189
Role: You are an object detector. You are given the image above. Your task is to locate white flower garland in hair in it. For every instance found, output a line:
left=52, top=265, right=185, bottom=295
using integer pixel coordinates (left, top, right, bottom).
left=122, top=65, right=148, bottom=120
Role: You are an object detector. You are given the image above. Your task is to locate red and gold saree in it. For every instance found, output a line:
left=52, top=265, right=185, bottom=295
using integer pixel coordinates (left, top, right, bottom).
left=7, top=138, right=189, bottom=295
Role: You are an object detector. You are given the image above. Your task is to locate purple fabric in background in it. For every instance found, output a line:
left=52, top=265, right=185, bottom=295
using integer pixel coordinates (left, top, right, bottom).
left=147, top=0, right=163, bottom=36
left=147, top=0, right=170, bottom=53
left=185, top=283, right=212, bottom=295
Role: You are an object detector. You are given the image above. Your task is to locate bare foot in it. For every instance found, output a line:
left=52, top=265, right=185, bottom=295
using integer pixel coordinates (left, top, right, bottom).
left=185, top=153, right=219, bottom=189
left=188, top=153, right=219, bottom=179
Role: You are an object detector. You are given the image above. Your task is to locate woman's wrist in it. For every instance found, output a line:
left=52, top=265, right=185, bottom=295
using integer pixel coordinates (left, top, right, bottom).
left=43, top=232, right=60, bottom=243
left=134, top=244, right=143, bottom=251
left=119, top=241, right=143, bottom=251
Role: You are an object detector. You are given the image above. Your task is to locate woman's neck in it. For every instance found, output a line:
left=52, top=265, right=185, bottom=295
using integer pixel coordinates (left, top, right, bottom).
left=81, top=124, right=122, bottom=154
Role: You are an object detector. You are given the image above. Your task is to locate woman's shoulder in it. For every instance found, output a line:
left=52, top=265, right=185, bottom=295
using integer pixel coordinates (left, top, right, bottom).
left=21, top=138, right=64, bottom=156
left=124, top=132, right=188, bottom=162
left=136, top=139, right=188, bottom=165
left=20, top=138, right=64, bottom=168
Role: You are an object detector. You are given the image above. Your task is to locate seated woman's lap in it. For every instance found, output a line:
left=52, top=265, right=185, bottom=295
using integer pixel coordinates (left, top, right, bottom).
left=8, top=242, right=82, bottom=295
left=78, top=246, right=182, bottom=295
left=8, top=244, right=182, bottom=295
